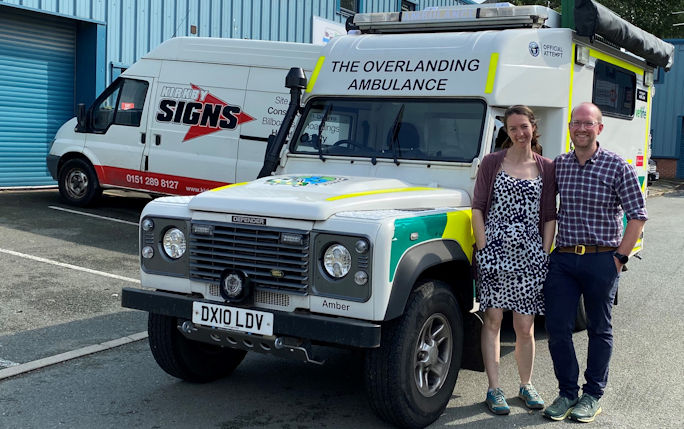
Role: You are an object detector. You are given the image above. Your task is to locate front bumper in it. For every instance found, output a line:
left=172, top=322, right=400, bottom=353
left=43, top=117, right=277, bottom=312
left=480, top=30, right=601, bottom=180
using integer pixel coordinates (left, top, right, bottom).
left=46, top=154, right=60, bottom=180
left=121, top=287, right=381, bottom=348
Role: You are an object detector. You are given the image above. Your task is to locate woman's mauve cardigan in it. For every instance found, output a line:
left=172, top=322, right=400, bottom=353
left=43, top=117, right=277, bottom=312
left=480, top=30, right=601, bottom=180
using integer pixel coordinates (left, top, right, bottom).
left=471, top=149, right=557, bottom=237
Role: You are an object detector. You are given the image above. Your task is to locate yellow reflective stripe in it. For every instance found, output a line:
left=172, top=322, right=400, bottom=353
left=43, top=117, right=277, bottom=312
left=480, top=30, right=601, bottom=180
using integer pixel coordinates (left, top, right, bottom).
left=211, top=182, right=248, bottom=192
left=589, top=49, right=643, bottom=76
left=642, top=87, right=653, bottom=192
left=484, top=53, right=499, bottom=94
left=326, top=187, right=438, bottom=201
left=566, top=43, right=576, bottom=153
left=442, top=210, right=475, bottom=263
left=306, top=56, right=326, bottom=93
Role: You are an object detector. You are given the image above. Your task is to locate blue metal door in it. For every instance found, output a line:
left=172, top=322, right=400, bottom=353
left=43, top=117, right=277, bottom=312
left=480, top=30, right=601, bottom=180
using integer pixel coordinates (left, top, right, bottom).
left=0, top=8, right=76, bottom=186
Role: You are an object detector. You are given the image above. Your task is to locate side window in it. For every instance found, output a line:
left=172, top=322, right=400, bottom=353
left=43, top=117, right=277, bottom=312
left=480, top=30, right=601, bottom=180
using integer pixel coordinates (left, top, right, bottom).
left=339, top=0, right=359, bottom=15
left=115, top=79, right=149, bottom=127
left=592, top=60, right=636, bottom=118
left=91, top=79, right=149, bottom=132
left=401, top=1, right=416, bottom=11
left=492, top=118, right=506, bottom=152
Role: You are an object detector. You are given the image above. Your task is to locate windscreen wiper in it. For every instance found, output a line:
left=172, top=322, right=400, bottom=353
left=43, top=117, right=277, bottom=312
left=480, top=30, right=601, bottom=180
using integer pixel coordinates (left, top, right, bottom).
left=316, top=104, right=332, bottom=162
left=389, top=104, right=405, bottom=166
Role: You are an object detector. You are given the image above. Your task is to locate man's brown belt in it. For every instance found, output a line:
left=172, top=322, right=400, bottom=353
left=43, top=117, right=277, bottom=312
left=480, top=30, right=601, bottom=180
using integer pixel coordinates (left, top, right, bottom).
left=557, top=245, right=617, bottom=255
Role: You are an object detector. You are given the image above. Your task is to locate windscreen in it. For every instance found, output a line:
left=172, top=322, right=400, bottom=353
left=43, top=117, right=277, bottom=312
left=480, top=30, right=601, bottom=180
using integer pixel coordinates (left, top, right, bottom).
left=290, top=98, right=486, bottom=162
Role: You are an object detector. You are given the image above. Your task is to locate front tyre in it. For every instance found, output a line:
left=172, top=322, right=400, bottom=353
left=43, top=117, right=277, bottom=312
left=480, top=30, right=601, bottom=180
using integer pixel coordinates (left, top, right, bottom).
left=148, top=313, right=246, bottom=383
left=58, top=158, right=102, bottom=206
left=365, top=279, right=463, bottom=429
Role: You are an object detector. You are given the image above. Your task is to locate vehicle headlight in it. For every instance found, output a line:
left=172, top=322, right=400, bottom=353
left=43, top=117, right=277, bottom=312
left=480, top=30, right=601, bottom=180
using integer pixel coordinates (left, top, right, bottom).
left=162, top=227, right=186, bottom=259
left=323, top=244, right=351, bottom=278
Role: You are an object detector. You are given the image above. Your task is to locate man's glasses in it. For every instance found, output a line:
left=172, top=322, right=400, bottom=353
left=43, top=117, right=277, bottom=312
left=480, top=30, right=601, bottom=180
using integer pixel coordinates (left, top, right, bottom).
left=569, top=120, right=601, bottom=129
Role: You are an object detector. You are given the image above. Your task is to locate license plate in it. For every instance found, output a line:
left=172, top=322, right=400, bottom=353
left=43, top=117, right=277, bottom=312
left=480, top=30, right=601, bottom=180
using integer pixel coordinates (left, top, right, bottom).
left=192, top=302, right=274, bottom=336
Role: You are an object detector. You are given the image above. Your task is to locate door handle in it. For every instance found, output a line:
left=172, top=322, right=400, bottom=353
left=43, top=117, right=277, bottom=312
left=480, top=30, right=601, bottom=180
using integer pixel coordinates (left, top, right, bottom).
left=140, top=132, right=146, bottom=144
left=155, top=134, right=161, bottom=145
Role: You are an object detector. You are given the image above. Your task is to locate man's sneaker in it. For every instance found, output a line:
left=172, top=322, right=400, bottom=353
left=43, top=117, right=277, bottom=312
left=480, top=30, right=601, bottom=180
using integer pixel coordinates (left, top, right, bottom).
left=485, top=387, right=510, bottom=415
left=570, top=393, right=602, bottom=423
left=518, top=384, right=544, bottom=409
left=543, top=395, right=579, bottom=421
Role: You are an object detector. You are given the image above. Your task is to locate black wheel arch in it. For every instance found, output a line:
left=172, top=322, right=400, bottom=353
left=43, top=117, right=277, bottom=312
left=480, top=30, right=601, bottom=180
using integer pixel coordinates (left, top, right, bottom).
left=383, top=239, right=485, bottom=372
left=57, top=152, right=94, bottom=175
left=384, top=239, right=473, bottom=322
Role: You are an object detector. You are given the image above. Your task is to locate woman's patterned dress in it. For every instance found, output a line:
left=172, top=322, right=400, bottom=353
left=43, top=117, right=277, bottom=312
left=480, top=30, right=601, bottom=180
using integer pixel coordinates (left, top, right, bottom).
left=476, top=170, right=547, bottom=315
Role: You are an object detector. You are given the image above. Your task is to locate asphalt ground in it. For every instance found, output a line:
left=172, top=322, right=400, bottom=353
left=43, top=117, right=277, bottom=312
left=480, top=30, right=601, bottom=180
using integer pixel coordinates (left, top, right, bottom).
left=0, top=183, right=682, bottom=428
left=0, top=189, right=150, bottom=364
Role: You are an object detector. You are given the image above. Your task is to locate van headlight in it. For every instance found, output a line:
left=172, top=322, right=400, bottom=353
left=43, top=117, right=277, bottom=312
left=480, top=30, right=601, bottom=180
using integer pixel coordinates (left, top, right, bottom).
left=162, top=228, right=186, bottom=259
left=323, top=244, right=352, bottom=278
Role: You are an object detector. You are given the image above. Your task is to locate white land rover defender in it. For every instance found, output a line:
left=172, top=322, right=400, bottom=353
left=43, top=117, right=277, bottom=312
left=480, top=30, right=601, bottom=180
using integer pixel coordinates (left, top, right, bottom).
left=122, top=2, right=673, bottom=427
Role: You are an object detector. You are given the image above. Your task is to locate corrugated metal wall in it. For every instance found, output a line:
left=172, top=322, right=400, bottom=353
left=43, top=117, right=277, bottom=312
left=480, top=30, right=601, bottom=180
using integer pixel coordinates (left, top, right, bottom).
left=651, top=40, right=684, bottom=161
left=2, top=0, right=471, bottom=85
left=0, top=7, right=76, bottom=186
left=0, top=0, right=474, bottom=186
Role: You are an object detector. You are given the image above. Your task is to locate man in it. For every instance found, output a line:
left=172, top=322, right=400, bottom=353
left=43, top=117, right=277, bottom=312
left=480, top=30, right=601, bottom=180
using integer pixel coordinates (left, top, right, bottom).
left=543, top=102, right=647, bottom=423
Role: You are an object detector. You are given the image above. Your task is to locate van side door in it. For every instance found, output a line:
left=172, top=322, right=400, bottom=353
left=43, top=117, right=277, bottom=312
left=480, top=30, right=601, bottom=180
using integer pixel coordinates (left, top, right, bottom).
left=84, top=77, right=151, bottom=186
left=143, top=61, right=250, bottom=195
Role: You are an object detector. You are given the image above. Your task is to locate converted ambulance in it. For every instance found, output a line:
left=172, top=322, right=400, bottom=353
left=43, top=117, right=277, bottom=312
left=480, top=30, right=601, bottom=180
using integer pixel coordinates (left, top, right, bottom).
left=122, top=2, right=674, bottom=428
left=47, top=37, right=320, bottom=206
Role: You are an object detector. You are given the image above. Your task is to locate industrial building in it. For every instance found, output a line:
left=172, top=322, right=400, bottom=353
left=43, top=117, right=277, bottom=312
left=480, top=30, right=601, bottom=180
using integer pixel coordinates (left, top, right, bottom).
left=0, top=0, right=473, bottom=187
left=651, top=39, right=684, bottom=179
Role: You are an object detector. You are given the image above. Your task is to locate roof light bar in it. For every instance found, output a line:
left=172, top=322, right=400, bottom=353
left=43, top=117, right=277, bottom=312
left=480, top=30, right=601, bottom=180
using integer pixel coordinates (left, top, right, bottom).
left=353, top=4, right=560, bottom=34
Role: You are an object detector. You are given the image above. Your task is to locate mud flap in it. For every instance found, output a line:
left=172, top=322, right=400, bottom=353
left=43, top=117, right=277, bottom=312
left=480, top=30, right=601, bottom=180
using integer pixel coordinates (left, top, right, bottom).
left=461, top=310, right=484, bottom=372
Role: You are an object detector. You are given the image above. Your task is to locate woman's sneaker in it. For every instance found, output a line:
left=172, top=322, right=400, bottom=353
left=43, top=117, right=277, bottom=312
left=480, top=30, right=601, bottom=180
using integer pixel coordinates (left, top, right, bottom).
left=486, top=387, right=510, bottom=415
left=518, top=384, right=545, bottom=409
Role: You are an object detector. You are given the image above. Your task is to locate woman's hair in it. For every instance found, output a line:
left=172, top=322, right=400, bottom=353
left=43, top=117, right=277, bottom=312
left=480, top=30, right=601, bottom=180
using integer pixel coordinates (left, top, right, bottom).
left=501, top=105, right=542, bottom=155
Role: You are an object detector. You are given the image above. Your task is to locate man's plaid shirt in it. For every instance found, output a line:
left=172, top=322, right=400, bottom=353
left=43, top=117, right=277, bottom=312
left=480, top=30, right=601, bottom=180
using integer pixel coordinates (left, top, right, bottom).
left=554, top=144, right=648, bottom=248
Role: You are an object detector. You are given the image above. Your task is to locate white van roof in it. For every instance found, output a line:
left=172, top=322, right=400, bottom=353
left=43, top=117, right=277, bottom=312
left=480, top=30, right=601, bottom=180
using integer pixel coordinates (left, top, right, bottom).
left=141, top=37, right=320, bottom=69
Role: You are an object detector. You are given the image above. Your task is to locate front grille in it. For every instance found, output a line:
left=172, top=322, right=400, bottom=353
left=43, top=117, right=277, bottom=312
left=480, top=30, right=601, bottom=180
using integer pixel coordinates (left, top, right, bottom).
left=189, top=222, right=309, bottom=294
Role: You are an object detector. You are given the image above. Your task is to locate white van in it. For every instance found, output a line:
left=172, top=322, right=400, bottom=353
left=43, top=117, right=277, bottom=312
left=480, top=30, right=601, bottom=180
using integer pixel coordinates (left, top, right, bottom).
left=47, top=37, right=320, bottom=206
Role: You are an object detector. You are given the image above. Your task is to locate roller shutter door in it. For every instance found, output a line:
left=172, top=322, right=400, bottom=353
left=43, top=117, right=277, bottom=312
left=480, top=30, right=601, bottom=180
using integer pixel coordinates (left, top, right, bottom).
left=0, top=8, right=76, bottom=186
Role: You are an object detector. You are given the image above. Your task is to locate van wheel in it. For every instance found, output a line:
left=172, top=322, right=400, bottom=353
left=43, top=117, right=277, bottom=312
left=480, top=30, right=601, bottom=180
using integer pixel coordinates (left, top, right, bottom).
left=58, top=158, right=102, bottom=206
left=148, top=313, right=246, bottom=383
left=574, top=296, right=587, bottom=332
left=364, top=279, right=463, bottom=429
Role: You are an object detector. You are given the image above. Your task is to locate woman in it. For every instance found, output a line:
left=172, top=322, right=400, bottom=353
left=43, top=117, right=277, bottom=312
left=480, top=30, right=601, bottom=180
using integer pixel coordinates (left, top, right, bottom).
left=471, top=105, right=556, bottom=415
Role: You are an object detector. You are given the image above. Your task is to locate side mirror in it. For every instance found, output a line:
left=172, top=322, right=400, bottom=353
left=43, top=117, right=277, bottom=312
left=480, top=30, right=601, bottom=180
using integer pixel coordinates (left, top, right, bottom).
left=76, top=103, right=87, bottom=132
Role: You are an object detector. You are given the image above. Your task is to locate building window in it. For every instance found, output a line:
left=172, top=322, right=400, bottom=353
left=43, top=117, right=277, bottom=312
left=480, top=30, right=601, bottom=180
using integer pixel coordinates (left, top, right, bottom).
left=402, top=1, right=416, bottom=11
left=111, top=62, right=129, bottom=81
left=592, top=60, right=636, bottom=119
left=340, top=0, right=360, bottom=15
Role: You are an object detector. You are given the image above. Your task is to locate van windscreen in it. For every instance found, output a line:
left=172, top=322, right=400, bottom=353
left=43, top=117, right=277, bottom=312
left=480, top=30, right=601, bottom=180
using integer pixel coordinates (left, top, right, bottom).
left=290, top=98, right=485, bottom=162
